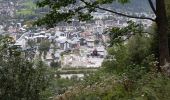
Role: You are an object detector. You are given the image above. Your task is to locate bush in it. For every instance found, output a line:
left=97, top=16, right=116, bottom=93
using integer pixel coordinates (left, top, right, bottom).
left=0, top=35, right=56, bottom=100
left=50, top=61, right=60, bottom=68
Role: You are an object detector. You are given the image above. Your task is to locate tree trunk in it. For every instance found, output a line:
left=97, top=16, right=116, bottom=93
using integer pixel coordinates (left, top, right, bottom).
left=165, top=0, right=170, bottom=54
left=156, top=0, right=170, bottom=68
left=165, top=0, right=170, bottom=15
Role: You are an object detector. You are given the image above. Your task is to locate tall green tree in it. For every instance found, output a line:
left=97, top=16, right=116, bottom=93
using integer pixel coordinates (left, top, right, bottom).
left=165, top=0, right=170, bottom=54
left=35, top=0, right=169, bottom=72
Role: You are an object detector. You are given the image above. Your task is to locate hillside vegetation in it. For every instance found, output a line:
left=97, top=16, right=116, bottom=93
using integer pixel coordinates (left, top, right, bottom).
left=54, top=25, right=170, bottom=100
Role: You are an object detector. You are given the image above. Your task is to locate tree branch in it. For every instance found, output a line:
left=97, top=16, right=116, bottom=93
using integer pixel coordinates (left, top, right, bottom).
left=96, top=6, right=156, bottom=22
left=80, top=0, right=156, bottom=22
left=148, top=0, right=156, bottom=15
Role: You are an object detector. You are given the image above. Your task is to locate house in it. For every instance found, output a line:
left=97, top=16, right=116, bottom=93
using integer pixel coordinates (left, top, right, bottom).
left=94, top=26, right=104, bottom=34
left=55, top=26, right=66, bottom=31
left=71, top=37, right=80, bottom=49
left=33, top=34, right=48, bottom=43
left=95, top=20, right=104, bottom=26
left=65, top=26, right=76, bottom=31
left=102, top=34, right=110, bottom=43
left=80, top=31, right=92, bottom=38
left=67, top=31, right=81, bottom=39
left=54, top=52, right=61, bottom=61
left=14, top=38, right=27, bottom=48
left=86, top=38, right=95, bottom=48
left=55, top=31, right=66, bottom=37
left=96, top=46, right=107, bottom=58
left=55, top=36, right=71, bottom=50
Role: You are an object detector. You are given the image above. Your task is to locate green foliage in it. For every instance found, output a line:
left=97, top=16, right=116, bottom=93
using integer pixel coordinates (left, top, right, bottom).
left=49, top=78, right=79, bottom=96
left=75, top=72, right=170, bottom=100
left=27, top=39, right=36, bottom=48
left=108, top=21, right=143, bottom=46
left=0, top=35, right=54, bottom=100
left=66, top=26, right=161, bottom=99
left=39, top=39, right=51, bottom=52
left=104, top=33, right=153, bottom=77
left=60, top=50, right=72, bottom=56
left=16, top=0, right=36, bottom=15
left=50, top=61, right=61, bottom=68
left=138, top=74, right=170, bottom=100
left=103, top=44, right=128, bottom=74
left=16, top=9, right=35, bottom=15
left=127, top=33, right=151, bottom=64
left=38, top=39, right=51, bottom=58
left=83, top=71, right=105, bottom=85
left=53, top=30, right=170, bottom=99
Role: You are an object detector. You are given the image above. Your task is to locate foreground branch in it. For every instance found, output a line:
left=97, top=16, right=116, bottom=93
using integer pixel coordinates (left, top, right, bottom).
left=148, top=0, right=156, bottom=15
left=96, top=6, right=156, bottom=22
left=80, top=0, right=155, bottom=21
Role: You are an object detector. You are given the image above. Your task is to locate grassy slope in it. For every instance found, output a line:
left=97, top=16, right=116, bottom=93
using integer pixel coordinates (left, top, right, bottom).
left=16, top=0, right=36, bottom=15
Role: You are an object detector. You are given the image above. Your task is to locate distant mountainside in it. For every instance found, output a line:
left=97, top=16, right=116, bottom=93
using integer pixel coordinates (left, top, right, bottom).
left=110, top=0, right=155, bottom=12
left=1, top=0, right=154, bottom=13
left=25, top=0, right=155, bottom=12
